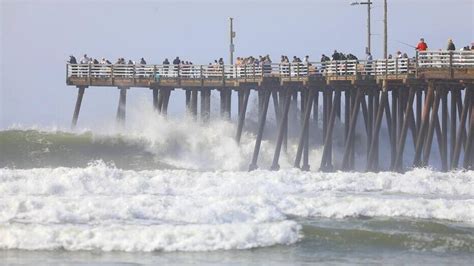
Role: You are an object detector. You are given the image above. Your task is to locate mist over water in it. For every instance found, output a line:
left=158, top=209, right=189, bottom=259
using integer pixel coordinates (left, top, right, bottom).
left=1, top=101, right=473, bottom=264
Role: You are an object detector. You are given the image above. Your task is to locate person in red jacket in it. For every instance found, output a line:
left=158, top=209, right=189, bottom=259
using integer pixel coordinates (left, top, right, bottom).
left=416, top=38, right=428, bottom=51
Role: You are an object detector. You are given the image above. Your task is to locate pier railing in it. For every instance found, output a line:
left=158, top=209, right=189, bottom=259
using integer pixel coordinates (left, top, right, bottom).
left=67, top=51, right=474, bottom=81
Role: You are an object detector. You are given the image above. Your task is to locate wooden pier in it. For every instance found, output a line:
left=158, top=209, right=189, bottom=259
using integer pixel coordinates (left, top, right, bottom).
left=67, top=51, right=474, bottom=172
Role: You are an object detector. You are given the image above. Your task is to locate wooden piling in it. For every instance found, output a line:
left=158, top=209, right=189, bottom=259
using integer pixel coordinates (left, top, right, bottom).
left=372, top=90, right=381, bottom=170
left=152, top=88, right=159, bottom=112
left=393, top=86, right=415, bottom=171
left=422, top=88, right=441, bottom=166
left=390, top=88, right=398, bottom=168
left=200, top=88, right=210, bottom=122
left=450, top=89, right=457, bottom=169
left=295, top=88, right=315, bottom=170
left=226, top=90, right=232, bottom=119
left=271, top=88, right=292, bottom=170
left=342, top=88, right=362, bottom=170
left=116, top=87, right=127, bottom=124
left=413, top=82, right=435, bottom=167
left=272, top=90, right=280, bottom=122
left=344, top=89, right=350, bottom=144
left=249, top=89, right=271, bottom=171
left=71, top=86, right=86, bottom=128
left=191, top=89, right=198, bottom=118
left=313, top=90, right=319, bottom=133
left=451, top=89, right=471, bottom=168
left=320, top=90, right=340, bottom=171
left=185, top=89, right=191, bottom=113
left=463, top=97, right=474, bottom=169
left=279, top=90, right=288, bottom=152
left=157, top=88, right=164, bottom=113
left=367, top=89, right=388, bottom=171
left=368, top=89, right=374, bottom=159
left=236, top=89, right=250, bottom=144
left=441, top=88, right=448, bottom=171
left=416, top=89, right=423, bottom=133
left=162, top=89, right=170, bottom=116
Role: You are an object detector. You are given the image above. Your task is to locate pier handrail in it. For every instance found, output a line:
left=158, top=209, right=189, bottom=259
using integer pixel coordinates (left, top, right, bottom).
left=66, top=51, right=474, bottom=80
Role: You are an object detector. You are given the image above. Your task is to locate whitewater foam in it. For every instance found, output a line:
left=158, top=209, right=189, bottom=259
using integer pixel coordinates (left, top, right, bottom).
left=1, top=162, right=473, bottom=252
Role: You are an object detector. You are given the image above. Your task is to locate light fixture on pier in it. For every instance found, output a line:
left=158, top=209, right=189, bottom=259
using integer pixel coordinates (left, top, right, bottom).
left=350, top=0, right=372, bottom=55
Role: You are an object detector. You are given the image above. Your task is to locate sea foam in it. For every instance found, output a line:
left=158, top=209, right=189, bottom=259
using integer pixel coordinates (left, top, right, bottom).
left=1, top=163, right=473, bottom=251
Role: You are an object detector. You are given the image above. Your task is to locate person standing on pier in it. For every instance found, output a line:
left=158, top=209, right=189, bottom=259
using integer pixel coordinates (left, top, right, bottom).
left=416, top=38, right=428, bottom=51
left=68, top=55, right=77, bottom=64
left=80, top=54, right=89, bottom=64
left=68, top=55, right=77, bottom=77
left=163, top=58, right=169, bottom=75
left=447, top=38, right=456, bottom=51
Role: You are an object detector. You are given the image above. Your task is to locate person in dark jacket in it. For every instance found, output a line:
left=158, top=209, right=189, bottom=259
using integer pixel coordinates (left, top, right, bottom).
left=447, top=38, right=456, bottom=51
left=332, top=50, right=340, bottom=61
left=140, top=58, right=146, bottom=64
left=173, top=57, right=181, bottom=65
left=346, top=53, right=358, bottom=61
left=92, top=58, right=99, bottom=64
left=68, top=55, right=77, bottom=64
left=162, top=58, right=170, bottom=75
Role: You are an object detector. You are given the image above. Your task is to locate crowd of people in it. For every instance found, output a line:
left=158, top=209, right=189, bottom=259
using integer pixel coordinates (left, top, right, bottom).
left=68, top=38, right=473, bottom=79
left=68, top=54, right=149, bottom=66
left=416, top=38, right=474, bottom=52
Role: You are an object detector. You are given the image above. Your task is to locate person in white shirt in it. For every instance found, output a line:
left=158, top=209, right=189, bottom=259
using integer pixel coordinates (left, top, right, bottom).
left=80, top=54, right=90, bottom=64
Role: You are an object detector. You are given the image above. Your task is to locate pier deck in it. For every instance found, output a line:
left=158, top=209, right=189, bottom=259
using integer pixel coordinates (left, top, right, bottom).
left=66, top=51, right=474, bottom=172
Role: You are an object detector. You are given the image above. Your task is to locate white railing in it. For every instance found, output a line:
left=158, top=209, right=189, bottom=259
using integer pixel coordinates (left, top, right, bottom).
left=67, top=51, right=474, bottom=80
left=418, top=51, right=474, bottom=68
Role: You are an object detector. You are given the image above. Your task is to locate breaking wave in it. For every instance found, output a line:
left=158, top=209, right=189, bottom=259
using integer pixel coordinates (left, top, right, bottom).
left=1, top=163, right=473, bottom=252
left=1, top=103, right=473, bottom=253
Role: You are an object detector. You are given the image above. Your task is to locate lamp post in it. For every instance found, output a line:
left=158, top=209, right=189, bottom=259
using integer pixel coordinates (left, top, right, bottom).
left=229, top=17, right=236, bottom=64
left=351, top=0, right=372, bottom=55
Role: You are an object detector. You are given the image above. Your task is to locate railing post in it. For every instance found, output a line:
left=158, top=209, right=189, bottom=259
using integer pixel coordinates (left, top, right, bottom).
left=415, top=51, right=419, bottom=78
left=153, top=65, right=157, bottom=81
left=200, top=65, right=204, bottom=83
left=297, top=63, right=300, bottom=79
left=288, top=63, right=291, bottom=81
left=407, top=58, right=410, bottom=74
left=449, top=51, right=454, bottom=79
left=244, top=65, right=247, bottom=82
left=132, top=65, right=136, bottom=84
left=223, top=64, right=226, bottom=85
left=111, top=65, right=115, bottom=86
left=395, top=58, right=399, bottom=77
left=253, top=64, right=256, bottom=82
left=344, top=60, right=348, bottom=76
left=88, top=63, right=91, bottom=85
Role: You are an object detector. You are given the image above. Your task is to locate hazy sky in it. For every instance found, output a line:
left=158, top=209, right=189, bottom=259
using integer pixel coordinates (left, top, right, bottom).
left=1, top=0, right=473, bottom=129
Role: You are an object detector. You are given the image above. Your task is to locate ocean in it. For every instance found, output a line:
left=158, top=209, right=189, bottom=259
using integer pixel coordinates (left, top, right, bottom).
left=1, top=113, right=473, bottom=265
